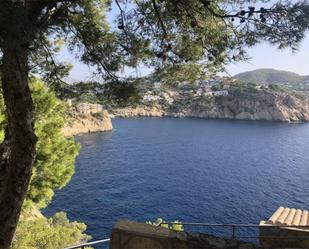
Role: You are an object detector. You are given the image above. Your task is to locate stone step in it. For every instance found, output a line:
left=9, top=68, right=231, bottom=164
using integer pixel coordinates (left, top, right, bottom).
left=267, top=207, right=309, bottom=226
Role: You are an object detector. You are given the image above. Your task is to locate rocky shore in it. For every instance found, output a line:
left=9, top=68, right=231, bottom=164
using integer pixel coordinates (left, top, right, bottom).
left=108, top=91, right=309, bottom=122
left=109, top=105, right=164, bottom=118
left=173, top=91, right=309, bottom=122
left=62, top=110, right=113, bottom=136
left=64, top=91, right=309, bottom=136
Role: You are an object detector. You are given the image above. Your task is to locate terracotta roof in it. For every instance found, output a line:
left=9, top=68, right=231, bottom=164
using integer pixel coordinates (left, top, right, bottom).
left=266, top=207, right=309, bottom=226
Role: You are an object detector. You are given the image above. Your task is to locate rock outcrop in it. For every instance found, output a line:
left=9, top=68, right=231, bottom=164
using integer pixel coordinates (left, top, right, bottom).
left=169, top=91, right=309, bottom=122
left=110, top=105, right=164, bottom=118
left=62, top=110, right=113, bottom=136
left=68, top=91, right=309, bottom=124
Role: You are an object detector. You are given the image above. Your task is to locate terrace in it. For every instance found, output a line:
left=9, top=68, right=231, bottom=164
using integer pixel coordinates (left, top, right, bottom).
left=64, top=207, right=309, bottom=249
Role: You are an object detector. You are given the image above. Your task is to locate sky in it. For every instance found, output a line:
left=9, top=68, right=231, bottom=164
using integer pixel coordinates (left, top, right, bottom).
left=227, top=35, right=309, bottom=76
left=61, top=33, right=309, bottom=82
left=59, top=2, right=309, bottom=82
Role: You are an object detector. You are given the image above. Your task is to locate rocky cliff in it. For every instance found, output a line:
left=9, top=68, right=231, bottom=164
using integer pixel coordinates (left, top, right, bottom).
left=69, top=90, right=309, bottom=124
left=109, top=105, right=164, bottom=118
left=62, top=110, right=113, bottom=136
left=169, top=90, right=309, bottom=122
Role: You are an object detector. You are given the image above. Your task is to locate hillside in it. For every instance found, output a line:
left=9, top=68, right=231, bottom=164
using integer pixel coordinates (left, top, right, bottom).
left=234, top=69, right=309, bottom=92
left=166, top=88, right=309, bottom=122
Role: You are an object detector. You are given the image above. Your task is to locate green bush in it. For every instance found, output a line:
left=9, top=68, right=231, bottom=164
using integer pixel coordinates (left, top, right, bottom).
left=28, top=78, right=80, bottom=208
left=146, top=218, right=184, bottom=232
left=269, top=83, right=281, bottom=91
left=211, top=83, right=221, bottom=91
left=91, top=111, right=104, bottom=118
left=12, top=209, right=91, bottom=249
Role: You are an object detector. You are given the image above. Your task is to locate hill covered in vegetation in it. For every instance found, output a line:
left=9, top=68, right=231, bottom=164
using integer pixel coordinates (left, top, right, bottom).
left=234, top=69, right=309, bottom=92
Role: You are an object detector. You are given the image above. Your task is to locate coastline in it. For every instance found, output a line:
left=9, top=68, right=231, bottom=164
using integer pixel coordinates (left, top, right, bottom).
left=64, top=91, right=309, bottom=137
left=109, top=105, right=309, bottom=123
left=62, top=110, right=113, bottom=136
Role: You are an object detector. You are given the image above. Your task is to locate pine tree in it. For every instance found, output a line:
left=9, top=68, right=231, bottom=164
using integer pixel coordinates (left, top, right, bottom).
left=0, top=78, right=80, bottom=208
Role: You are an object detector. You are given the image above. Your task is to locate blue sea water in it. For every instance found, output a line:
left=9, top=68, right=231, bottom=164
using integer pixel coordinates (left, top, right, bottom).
left=44, top=117, right=309, bottom=245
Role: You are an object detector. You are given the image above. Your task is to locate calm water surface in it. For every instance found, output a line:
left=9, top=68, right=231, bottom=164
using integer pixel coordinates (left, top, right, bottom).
left=44, top=118, right=309, bottom=243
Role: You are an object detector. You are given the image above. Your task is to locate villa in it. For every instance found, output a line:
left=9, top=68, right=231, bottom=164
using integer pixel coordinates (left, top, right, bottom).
left=76, top=103, right=103, bottom=114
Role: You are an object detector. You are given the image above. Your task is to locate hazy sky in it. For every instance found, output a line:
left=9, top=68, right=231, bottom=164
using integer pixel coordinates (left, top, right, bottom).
left=227, top=34, right=309, bottom=76
left=60, top=3, right=309, bottom=82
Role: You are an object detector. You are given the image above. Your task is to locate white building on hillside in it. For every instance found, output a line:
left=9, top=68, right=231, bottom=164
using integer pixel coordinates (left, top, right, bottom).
left=142, top=91, right=161, bottom=103
left=213, top=90, right=228, bottom=96
left=66, top=99, right=73, bottom=107
left=153, top=82, right=162, bottom=90
left=161, top=92, right=174, bottom=104
left=204, top=91, right=213, bottom=96
left=76, top=103, right=103, bottom=114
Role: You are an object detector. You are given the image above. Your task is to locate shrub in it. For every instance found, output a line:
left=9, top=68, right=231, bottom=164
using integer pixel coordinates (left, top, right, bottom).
left=146, top=218, right=184, bottom=232
left=12, top=208, right=91, bottom=249
left=269, top=83, right=281, bottom=91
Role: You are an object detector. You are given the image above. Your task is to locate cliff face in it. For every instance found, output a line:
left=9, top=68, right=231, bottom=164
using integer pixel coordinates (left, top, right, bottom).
left=170, top=91, right=309, bottom=122
left=63, top=110, right=113, bottom=136
left=110, top=106, right=164, bottom=118
left=70, top=91, right=309, bottom=123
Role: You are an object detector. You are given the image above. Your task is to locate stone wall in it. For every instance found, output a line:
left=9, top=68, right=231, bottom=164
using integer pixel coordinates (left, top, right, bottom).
left=260, top=222, right=309, bottom=248
left=110, top=220, right=261, bottom=249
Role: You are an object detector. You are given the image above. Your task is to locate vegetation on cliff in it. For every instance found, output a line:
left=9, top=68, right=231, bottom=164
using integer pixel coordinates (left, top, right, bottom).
left=146, top=218, right=184, bottom=232
left=167, top=81, right=309, bottom=121
left=12, top=209, right=90, bottom=249
left=64, top=76, right=309, bottom=122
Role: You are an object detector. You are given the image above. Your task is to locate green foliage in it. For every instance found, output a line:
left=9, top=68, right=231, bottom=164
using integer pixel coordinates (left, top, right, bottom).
left=246, top=82, right=258, bottom=93
left=77, top=92, right=100, bottom=104
left=230, top=81, right=247, bottom=93
left=30, top=37, right=73, bottom=93
left=0, top=95, right=5, bottom=142
left=104, top=81, right=142, bottom=107
left=153, top=64, right=208, bottom=88
left=66, top=0, right=121, bottom=78
left=67, top=81, right=103, bottom=103
left=3, top=79, right=85, bottom=248
left=12, top=209, right=91, bottom=249
left=0, top=1, right=309, bottom=245
left=59, top=79, right=143, bottom=108
left=146, top=218, right=184, bottom=232
left=29, top=78, right=80, bottom=208
left=0, top=78, right=80, bottom=208
left=195, top=95, right=215, bottom=109
left=234, top=68, right=309, bottom=95
left=118, top=0, right=309, bottom=73
left=2, top=1, right=306, bottom=86
left=4, top=1, right=308, bottom=247
left=269, top=83, right=281, bottom=91
left=211, top=84, right=222, bottom=91
left=234, top=69, right=305, bottom=86
left=230, top=79, right=285, bottom=95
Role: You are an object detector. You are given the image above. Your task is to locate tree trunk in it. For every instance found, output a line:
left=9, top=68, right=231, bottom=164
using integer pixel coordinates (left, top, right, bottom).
left=0, top=45, right=37, bottom=249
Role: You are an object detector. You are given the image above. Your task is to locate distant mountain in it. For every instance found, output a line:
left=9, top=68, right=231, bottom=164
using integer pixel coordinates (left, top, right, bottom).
left=234, top=68, right=309, bottom=85
left=234, top=69, right=309, bottom=92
